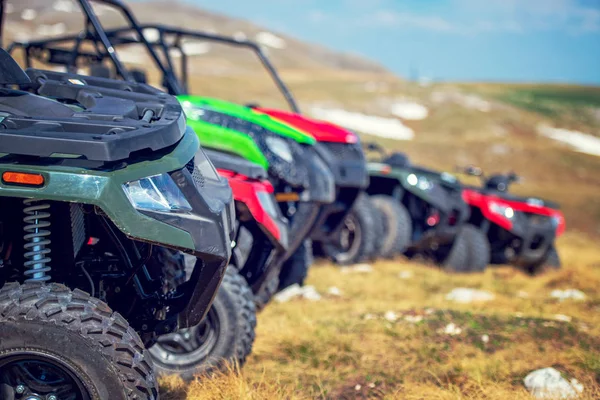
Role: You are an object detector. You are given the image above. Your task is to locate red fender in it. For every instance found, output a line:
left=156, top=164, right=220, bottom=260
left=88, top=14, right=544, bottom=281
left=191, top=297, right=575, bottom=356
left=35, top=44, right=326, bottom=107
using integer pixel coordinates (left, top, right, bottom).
left=256, top=107, right=357, bottom=144
left=217, top=169, right=281, bottom=242
left=462, top=189, right=566, bottom=236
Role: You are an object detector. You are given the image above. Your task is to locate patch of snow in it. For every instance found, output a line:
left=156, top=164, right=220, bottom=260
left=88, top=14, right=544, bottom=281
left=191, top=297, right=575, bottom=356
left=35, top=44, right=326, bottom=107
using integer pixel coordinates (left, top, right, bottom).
left=398, top=270, right=413, bottom=279
left=36, top=23, right=67, bottom=37
left=21, top=9, right=37, bottom=21
left=490, top=144, right=510, bottom=155
left=255, top=32, right=287, bottom=49
left=446, top=288, right=495, bottom=303
left=181, top=42, right=211, bottom=56
left=390, top=100, right=429, bottom=120
left=341, top=263, right=374, bottom=274
left=554, top=314, right=572, bottom=322
left=143, top=28, right=160, bottom=43
left=384, top=311, right=398, bottom=322
left=274, top=284, right=321, bottom=303
left=233, top=31, right=247, bottom=41
left=441, top=323, right=462, bottom=336
left=310, top=107, right=414, bottom=141
left=327, top=286, right=342, bottom=296
left=53, top=0, right=76, bottom=13
left=550, top=289, right=586, bottom=302
left=430, top=90, right=491, bottom=112
left=538, top=124, right=600, bottom=157
left=481, top=334, right=490, bottom=343
left=524, top=367, right=584, bottom=399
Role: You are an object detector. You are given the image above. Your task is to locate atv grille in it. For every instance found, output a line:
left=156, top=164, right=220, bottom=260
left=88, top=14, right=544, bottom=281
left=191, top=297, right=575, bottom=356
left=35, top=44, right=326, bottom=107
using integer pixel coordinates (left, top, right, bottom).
left=186, top=158, right=205, bottom=188
left=524, top=213, right=551, bottom=226
left=322, top=142, right=364, bottom=161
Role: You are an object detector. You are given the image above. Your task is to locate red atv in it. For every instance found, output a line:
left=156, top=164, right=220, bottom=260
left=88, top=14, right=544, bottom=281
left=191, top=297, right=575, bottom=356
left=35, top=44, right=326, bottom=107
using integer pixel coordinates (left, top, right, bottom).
left=460, top=167, right=565, bottom=273
left=255, top=109, right=373, bottom=267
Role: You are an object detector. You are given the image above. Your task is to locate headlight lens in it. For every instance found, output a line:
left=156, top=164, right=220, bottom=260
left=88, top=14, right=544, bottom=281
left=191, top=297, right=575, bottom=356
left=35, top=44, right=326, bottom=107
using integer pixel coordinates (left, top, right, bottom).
left=265, top=136, right=293, bottom=163
left=256, top=191, right=280, bottom=219
left=551, top=215, right=563, bottom=228
left=123, top=173, right=191, bottom=212
left=407, top=173, right=433, bottom=191
left=489, top=202, right=514, bottom=219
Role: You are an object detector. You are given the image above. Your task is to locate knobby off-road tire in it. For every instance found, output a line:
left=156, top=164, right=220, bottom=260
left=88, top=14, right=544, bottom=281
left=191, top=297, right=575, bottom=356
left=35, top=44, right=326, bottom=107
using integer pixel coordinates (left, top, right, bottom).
left=321, top=193, right=377, bottom=265
left=278, top=239, right=313, bottom=291
left=439, top=226, right=470, bottom=273
left=150, top=266, right=256, bottom=381
left=529, top=245, right=561, bottom=275
left=0, top=282, right=157, bottom=400
left=463, top=224, right=490, bottom=272
left=371, top=195, right=412, bottom=259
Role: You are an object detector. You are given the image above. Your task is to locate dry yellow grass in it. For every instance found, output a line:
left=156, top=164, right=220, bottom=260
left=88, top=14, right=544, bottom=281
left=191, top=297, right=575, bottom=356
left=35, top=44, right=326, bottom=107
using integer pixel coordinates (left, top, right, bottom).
left=160, top=233, right=600, bottom=399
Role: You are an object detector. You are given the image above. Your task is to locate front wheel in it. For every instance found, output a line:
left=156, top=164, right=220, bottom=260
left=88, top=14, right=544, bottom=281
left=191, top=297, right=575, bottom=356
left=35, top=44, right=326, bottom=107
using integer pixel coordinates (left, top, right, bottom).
left=528, top=245, right=561, bottom=275
left=149, top=266, right=256, bottom=381
left=321, top=193, right=377, bottom=265
left=0, top=282, right=158, bottom=400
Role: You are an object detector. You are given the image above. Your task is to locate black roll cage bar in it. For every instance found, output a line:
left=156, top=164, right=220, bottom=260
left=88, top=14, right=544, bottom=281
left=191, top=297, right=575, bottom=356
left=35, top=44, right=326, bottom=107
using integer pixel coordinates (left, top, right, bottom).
left=2, top=0, right=300, bottom=112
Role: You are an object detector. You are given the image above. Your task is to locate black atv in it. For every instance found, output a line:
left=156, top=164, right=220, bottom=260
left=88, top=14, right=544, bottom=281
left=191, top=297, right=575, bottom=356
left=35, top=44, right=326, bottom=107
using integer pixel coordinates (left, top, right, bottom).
left=0, top=51, right=235, bottom=399
left=364, top=144, right=486, bottom=272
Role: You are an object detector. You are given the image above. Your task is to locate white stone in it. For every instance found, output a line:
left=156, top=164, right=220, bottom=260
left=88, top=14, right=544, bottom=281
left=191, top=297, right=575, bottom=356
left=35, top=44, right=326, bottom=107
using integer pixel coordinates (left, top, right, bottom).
left=517, top=290, right=530, bottom=298
left=363, top=313, right=377, bottom=320
left=554, top=314, right=572, bottom=322
left=446, top=288, right=495, bottom=303
left=524, top=367, right=584, bottom=399
left=550, top=289, right=586, bottom=302
left=404, top=315, right=423, bottom=323
left=341, top=263, right=373, bottom=274
left=398, top=270, right=413, bottom=279
left=442, top=323, right=462, bottom=336
left=384, top=311, right=398, bottom=322
left=354, top=384, right=362, bottom=391
left=273, top=284, right=321, bottom=303
left=368, top=382, right=376, bottom=388
left=327, top=286, right=342, bottom=296
left=481, top=334, right=490, bottom=343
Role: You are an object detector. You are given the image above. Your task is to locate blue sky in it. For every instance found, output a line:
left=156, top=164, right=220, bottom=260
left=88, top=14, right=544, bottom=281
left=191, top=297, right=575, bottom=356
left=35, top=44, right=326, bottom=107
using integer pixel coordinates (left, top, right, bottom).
left=186, top=0, right=600, bottom=85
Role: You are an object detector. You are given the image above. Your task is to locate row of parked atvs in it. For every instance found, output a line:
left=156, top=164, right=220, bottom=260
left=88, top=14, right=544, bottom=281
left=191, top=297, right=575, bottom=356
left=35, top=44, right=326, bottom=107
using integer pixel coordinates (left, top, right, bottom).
left=0, top=1, right=565, bottom=398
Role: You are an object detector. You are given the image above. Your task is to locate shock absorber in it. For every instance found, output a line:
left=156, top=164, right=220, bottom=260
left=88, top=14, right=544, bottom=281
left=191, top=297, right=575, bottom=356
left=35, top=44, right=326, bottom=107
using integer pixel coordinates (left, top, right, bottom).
left=23, top=199, right=52, bottom=282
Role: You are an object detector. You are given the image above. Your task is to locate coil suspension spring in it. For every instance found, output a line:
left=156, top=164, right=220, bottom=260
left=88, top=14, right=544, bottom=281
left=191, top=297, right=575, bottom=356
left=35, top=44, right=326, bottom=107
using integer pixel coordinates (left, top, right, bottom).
left=23, top=199, right=52, bottom=282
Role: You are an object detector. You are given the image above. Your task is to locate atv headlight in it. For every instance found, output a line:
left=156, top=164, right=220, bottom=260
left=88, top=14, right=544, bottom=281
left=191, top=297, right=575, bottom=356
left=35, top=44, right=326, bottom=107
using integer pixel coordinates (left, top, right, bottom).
left=123, top=174, right=191, bottom=212
left=551, top=215, right=563, bottom=228
left=407, top=174, right=433, bottom=191
left=265, top=136, right=293, bottom=163
left=257, top=191, right=280, bottom=219
left=489, top=202, right=514, bottom=219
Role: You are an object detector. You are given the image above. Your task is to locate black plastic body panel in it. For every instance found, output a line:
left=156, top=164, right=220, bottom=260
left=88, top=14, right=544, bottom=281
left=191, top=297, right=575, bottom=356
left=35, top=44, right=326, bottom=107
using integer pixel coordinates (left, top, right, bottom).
left=0, top=68, right=185, bottom=162
left=204, top=149, right=268, bottom=180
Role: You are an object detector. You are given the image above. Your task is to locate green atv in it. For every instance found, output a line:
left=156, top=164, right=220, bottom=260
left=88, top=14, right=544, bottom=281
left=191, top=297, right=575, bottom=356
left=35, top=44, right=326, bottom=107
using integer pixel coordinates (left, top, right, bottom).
left=364, top=144, right=479, bottom=271
left=0, top=52, right=235, bottom=399
left=7, top=0, right=336, bottom=297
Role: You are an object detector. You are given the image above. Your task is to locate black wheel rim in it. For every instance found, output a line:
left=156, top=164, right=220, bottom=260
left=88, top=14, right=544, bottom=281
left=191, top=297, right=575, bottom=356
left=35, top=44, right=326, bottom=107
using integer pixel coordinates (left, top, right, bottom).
left=150, top=306, right=221, bottom=368
left=333, top=214, right=362, bottom=264
left=0, top=353, right=91, bottom=400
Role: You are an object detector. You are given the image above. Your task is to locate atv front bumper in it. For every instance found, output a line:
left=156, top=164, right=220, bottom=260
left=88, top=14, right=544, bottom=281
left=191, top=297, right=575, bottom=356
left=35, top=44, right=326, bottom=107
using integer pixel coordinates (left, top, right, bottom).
left=504, top=213, right=557, bottom=266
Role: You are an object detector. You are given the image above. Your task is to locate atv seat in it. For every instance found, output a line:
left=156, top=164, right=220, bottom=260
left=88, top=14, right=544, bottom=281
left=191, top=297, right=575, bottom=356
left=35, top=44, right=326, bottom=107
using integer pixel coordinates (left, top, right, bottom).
left=204, top=149, right=267, bottom=180
left=384, top=152, right=410, bottom=168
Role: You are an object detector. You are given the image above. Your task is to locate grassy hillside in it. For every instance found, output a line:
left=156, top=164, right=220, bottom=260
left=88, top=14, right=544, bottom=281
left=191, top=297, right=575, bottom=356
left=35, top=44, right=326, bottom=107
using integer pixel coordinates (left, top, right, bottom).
left=161, top=233, right=600, bottom=399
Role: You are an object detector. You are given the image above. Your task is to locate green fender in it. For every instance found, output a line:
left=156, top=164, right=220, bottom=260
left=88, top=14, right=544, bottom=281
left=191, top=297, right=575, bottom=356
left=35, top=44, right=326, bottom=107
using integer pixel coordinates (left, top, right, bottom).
left=178, top=96, right=315, bottom=168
